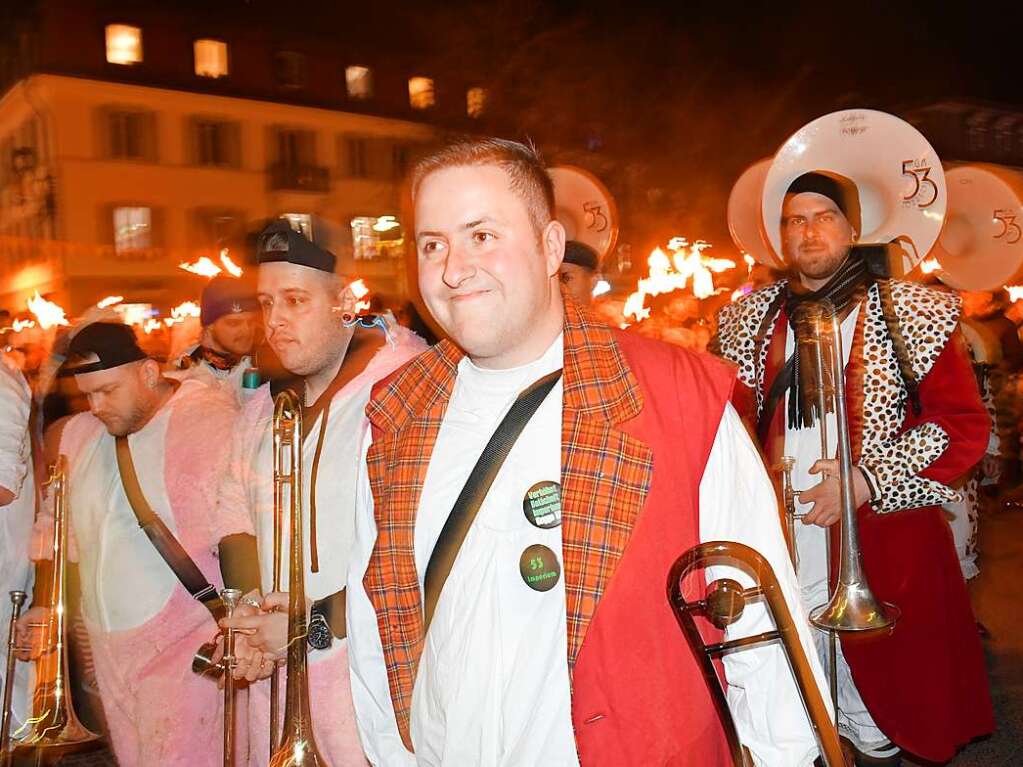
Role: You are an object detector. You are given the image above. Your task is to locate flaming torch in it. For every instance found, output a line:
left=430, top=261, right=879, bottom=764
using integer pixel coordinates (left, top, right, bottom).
left=26, top=291, right=69, bottom=329
left=179, top=256, right=223, bottom=278
left=350, top=278, right=371, bottom=314
left=623, top=239, right=734, bottom=322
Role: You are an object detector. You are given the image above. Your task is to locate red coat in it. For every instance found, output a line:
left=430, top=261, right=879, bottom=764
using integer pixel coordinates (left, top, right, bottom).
left=363, top=302, right=738, bottom=765
left=751, top=303, right=994, bottom=762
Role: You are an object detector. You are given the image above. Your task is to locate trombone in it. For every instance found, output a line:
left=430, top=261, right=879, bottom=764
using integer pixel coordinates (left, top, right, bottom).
left=268, top=389, right=326, bottom=767
left=1, top=456, right=101, bottom=766
left=668, top=541, right=845, bottom=767
left=784, top=300, right=900, bottom=712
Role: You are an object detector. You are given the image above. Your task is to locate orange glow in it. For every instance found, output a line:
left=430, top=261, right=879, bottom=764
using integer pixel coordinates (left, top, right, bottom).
left=10, top=319, right=36, bottom=332
left=623, top=239, right=732, bottom=321
left=920, top=258, right=941, bottom=274
left=143, top=319, right=162, bottom=334
left=179, top=257, right=222, bottom=278
left=219, top=249, right=243, bottom=277
left=26, top=291, right=69, bottom=329
left=97, top=295, right=124, bottom=309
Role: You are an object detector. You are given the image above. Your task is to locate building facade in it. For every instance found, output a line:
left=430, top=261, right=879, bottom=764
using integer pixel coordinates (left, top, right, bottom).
left=0, top=1, right=489, bottom=314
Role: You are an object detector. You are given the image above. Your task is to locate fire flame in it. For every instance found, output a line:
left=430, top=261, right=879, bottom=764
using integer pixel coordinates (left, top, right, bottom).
left=27, top=291, right=69, bottom=329
left=97, top=295, right=124, bottom=309
left=920, top=258, right=941, bottom=275
left=142, top=319, right=162, bottom=334
left=11, top=319, right=35, bottom=332
left=350, top=279, right=369, bottom=299
left=171, top=301, right=201, bottom=321
left=179, top=256, right=223, bottom=278
left=220, top=249, right=243, bottom=277
left=1005, top=286, right=1023, bottom=303
left=623, top=239, right=734, bottom=322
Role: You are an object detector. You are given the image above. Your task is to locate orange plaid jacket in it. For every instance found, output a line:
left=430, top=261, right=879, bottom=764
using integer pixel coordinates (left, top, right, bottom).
left=364, top=300, right=735, bottom=762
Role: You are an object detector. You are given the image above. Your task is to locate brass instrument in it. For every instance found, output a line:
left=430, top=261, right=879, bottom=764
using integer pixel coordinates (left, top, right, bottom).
left=787, top=301, right=900, bottom=713
left=669, top=541, right=845, bottom=767
left=221, top=588, right=241, bottom=767
left=268, top=389, right=326, bottom=766
left=9, top=456, right=101, bottom=765
left=1, top=591, right=27, bottom=764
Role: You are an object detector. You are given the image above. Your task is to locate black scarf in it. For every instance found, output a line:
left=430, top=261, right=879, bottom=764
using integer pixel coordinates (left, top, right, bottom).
left=781, top=253, right=868, bottom=430
left=194, top=345, right=242, bottom=372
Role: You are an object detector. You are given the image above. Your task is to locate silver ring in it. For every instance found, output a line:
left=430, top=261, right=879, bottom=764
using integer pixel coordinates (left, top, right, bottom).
left=242, top=597, right=262, bottom=610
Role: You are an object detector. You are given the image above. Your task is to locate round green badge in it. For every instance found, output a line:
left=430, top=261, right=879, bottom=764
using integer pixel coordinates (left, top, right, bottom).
left=519, top=544, right=561, bottom=592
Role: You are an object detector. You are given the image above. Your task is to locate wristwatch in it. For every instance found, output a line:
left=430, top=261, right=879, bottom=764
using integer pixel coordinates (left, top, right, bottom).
left=307, top=607, right=333, bottom=651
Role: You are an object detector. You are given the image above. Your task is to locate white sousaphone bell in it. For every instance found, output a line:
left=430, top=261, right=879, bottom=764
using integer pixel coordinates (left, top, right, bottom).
left=549, top=165, right=619, bottom=268
left=929, top=163, right=1023, bottom=291
left=739, top=109, right=948, bottom=275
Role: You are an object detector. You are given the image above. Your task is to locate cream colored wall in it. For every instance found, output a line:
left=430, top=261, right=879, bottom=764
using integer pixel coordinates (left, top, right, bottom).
left=1, top=74, right=430, bottom=311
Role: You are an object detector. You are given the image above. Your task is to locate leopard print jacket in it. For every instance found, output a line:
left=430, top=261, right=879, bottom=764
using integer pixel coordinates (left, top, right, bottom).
left=715, top=279, right=962, bottom=513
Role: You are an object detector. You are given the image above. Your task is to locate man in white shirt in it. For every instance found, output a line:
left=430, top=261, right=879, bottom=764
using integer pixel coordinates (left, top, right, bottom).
left=16, top=322, right=244, bottom=767
left=346, top=138, right=828, bottom=766
left=215, top=221, right=424, bottom=765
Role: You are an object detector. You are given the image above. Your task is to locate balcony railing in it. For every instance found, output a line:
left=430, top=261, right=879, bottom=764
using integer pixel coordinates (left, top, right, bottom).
left=268, top=163, right=330, bottom=192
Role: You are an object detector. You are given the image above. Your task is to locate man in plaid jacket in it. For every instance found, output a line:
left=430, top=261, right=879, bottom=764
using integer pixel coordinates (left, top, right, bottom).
left=346, top=138, right=827, bottom=766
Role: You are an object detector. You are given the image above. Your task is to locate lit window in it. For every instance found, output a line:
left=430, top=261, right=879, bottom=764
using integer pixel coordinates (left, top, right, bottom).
left=105, top=25, right=142, bottom=66
left=113, top=207, right=151, bottom=253
left=467, top=87, right=487, bottom=118
left=346, top=66, right=373, bottom=100
left=408, top=77, right=435, bottom=110
left=281, top=213, right=313, bottom=240
left=194, top=39, right=229, bottom=78
left=351, top=215, right=403, bottom=260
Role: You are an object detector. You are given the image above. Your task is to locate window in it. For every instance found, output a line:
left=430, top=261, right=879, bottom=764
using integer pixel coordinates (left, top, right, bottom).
left=106, top=109, right=156, bottom=160
left=281, top=213, right=313, bottom=240
left=193, top=119, right=240, bottom=167
left=274, top=51, right=307, bottom=90
left=194, top=39, right=229, bottom=78
left=351, top=215, right=403, bottom=260
left=113, top=207, right=151, bottom=253
left=105, top=25, right=142, bottom=65
left=343, top=137, right=369, bottom=178
left=408, top=77, right=435, bottom=110
left=345, top=66, right=373, bottom=100
left=275, top=128, right=316, bottom=167
left=467, top=87, right=487, bottom=118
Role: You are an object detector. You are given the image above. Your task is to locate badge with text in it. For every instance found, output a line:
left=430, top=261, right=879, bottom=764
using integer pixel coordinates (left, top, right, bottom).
left=519, top=544, right=561, bottom=592
left=522, top=481, right=563, bottom=529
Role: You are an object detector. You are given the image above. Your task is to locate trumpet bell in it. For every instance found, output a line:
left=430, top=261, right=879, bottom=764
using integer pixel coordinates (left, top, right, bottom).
left=810, top=582, right=901, bottom=633
left=762, top=109, right=947, bottom=275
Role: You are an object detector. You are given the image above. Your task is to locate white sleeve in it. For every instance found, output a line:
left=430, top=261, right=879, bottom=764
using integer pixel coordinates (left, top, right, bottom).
left=699, top=404, right=832, bottom=767
left=0, top=362, right=31, bottom=498
left=346, top=424, right=416, bottom=767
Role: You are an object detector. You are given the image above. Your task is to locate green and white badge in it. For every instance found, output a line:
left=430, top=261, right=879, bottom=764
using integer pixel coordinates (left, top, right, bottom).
left=522, top=481, right=562, bottom=529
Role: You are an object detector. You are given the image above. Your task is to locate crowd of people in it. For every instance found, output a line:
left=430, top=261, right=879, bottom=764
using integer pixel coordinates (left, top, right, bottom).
left=0, top=135, right=1016, bottom=766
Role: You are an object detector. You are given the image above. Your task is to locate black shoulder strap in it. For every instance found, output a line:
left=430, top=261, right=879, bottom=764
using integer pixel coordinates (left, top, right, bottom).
left=423, top=369, right=562, bottom=632
left=114, top=436, right=224, bottom=620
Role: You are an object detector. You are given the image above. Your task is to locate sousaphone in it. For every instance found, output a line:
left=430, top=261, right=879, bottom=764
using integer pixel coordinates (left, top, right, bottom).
left=929, top=163, right=1023, bottom=291
left=549, top=165, right=619, bottom=269
left=761, top=109, right=947, bottom=275
left=727, top=158, right=785, bottom=269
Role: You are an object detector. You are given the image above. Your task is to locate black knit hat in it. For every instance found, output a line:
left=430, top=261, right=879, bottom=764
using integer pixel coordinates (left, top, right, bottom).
left=256, top=220, right=336, bottom=273
left=201, top=276, right=258, bottom=327
left=61, top=322, right=147, bottom=376
left=786, top=171, right=862, bottom=234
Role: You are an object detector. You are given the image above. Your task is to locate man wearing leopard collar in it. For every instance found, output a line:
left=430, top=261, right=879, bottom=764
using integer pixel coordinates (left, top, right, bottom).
left=714, top=171, right=994, bottom=766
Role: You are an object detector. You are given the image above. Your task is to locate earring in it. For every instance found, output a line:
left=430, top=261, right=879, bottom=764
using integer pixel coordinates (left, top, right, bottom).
left=340, top=312, right=357, bottom=327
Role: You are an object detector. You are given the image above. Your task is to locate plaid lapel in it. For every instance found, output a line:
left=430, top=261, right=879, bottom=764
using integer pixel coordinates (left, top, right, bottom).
left=362, top=299, right=653, bottom=749
left=560, top=301, right=653, bottom=671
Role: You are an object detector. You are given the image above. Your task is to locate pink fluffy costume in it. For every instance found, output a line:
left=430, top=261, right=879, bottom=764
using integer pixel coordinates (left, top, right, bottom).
left=33, top=379, right=241, bottom=766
